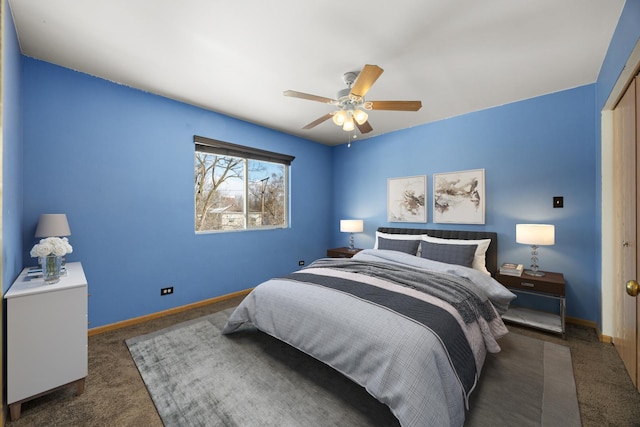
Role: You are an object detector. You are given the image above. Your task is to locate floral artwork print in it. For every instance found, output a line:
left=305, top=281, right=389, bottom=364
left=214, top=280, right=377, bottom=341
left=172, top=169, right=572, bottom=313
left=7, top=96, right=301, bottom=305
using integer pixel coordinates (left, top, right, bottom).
left=433, top=169, right=485, bottom=224
left=387, top=175, right=427, bottom=223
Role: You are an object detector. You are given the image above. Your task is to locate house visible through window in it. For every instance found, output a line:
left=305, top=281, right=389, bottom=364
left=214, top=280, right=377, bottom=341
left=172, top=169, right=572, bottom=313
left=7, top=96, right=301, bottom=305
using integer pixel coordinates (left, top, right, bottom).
left=194, top=135, right=294, bottom=232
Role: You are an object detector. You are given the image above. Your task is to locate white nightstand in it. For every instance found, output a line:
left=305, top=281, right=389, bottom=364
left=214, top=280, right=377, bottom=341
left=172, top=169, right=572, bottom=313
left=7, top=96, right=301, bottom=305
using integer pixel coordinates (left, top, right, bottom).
left=5, top=262, right=88, bottom=420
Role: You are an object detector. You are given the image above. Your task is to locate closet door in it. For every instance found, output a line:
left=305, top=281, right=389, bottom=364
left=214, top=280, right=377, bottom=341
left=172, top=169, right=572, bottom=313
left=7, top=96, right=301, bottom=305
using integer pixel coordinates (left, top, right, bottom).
left=613, top=76, right=639, bottom=390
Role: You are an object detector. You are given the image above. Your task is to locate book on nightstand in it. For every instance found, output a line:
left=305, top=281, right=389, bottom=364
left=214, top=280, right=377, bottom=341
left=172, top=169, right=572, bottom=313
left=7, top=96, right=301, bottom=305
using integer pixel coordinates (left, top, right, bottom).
left=499, top=263, right=523, bottom=276
left=27, top=266, right=68, bottom=278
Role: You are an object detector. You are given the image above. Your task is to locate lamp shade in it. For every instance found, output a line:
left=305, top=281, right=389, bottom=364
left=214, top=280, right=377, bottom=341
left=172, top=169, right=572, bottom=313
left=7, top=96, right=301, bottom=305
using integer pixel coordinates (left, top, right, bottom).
left=353, top=108, right=368, bottom=125
left=35, top=214, right=71, bottom=237
left=332, top=110, right=347, bottom=126
left=516, top=224, right=554, bottom=246
left=340, top=219, right=364, bottom=233
left=342, top=117, right=355, bottom=131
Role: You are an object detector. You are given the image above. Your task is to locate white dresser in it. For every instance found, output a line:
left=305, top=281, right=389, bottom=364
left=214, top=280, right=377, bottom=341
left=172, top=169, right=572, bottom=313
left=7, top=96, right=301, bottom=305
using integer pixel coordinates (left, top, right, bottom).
left=5, top=262, right=88, bottom=420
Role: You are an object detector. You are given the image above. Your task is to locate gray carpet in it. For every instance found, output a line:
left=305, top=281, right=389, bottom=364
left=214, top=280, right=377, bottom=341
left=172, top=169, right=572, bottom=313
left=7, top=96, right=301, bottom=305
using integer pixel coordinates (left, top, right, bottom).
left=126, top=308, right=581, bottom=427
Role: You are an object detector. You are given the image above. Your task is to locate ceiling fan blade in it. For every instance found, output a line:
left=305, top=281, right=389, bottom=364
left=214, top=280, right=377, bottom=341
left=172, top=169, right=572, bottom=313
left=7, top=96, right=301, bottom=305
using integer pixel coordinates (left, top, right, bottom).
left=368, top=100, right=422, bottom=111
left=283, top=90, right=336, bottom=104
left=302, top=113, right=333, bottom=129
left=355, top=120, right=373, bottom=134
left=350, top=64, right=384, bottom=100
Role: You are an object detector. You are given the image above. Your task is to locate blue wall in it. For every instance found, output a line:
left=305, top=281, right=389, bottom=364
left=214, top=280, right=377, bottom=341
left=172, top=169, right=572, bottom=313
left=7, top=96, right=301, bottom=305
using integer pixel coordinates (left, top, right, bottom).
left=8, top=2, right=639, bottom=328
left=2, top=0, right=24, bottom=293
left=331, top=85, right=597, bottom=321
left=21, top=59, right=333, bottom=327
left=597, top=0, right=640, bottom=108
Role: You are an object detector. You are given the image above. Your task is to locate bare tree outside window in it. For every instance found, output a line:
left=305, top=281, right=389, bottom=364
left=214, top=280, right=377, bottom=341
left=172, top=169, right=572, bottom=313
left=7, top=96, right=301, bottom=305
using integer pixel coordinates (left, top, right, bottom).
left=248, top=168, right=286, bottom=227
left=195, top=150, right=288, bottom=232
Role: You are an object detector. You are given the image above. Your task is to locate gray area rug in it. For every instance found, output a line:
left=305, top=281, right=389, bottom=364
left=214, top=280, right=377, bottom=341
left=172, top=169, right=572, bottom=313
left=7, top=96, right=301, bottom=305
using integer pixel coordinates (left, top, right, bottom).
left=126, top=308, right=581, bottom=427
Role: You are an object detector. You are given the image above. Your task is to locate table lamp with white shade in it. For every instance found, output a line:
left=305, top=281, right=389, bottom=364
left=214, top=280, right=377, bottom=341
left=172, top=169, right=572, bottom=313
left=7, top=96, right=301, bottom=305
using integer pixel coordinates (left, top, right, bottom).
left=340, top=219, right=364, bottom=252
left=516, top=224, right=555, bottom=276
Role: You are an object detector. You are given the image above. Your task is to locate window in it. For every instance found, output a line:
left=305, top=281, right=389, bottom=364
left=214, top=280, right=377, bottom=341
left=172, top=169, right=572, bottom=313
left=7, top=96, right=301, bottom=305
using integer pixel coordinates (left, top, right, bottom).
left=194, top=135, right=294, bottom=232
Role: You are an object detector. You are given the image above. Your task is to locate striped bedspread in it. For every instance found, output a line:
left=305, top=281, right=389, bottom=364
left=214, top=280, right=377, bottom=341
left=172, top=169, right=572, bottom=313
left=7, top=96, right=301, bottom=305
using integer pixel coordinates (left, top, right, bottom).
left=223, top=249, right=511, bottom=427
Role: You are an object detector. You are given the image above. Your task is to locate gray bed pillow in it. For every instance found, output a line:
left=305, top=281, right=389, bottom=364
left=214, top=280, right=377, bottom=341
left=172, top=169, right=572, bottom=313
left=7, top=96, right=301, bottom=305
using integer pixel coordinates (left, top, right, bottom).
left=377, top=237, right=421, bottom=255
left=419, top=241, right=477, bottom=268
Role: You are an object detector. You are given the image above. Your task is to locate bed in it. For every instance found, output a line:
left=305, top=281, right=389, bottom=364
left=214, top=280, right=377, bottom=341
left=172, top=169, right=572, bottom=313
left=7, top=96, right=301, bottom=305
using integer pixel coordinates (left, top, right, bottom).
left=222, top=227, right=516, bottom=427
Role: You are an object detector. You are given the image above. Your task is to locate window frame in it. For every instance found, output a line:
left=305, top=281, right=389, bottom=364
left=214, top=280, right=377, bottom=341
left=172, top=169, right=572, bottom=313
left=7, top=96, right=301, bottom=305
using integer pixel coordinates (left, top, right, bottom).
left=194, top=135, right=294, bottom=233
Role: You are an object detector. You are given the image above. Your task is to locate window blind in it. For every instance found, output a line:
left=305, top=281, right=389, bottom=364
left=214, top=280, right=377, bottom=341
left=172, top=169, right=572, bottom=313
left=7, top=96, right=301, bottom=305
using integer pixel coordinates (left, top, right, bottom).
left=194, top=135, right=294, bottom=165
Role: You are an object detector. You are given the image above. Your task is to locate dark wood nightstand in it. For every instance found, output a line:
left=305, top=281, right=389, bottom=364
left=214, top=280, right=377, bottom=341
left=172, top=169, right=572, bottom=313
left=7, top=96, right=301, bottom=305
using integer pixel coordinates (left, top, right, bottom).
left=495, top=271, right=566, bottom=338
left=327, top=247, right=362, bottom=258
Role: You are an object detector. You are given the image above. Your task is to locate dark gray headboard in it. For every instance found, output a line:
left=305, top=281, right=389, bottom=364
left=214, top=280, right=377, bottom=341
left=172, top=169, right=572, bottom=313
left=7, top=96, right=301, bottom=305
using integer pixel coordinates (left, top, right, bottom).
left=377, top=227, right=499, bottom=276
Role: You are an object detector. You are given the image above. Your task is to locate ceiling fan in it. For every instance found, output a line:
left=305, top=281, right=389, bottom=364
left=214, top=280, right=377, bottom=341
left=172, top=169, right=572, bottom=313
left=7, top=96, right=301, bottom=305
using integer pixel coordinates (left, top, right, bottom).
left=284, top=64, right=422, bottom=134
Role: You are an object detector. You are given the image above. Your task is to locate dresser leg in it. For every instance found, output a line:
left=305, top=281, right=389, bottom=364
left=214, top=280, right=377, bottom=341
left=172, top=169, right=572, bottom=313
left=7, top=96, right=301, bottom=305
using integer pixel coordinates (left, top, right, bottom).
left=75, top=378, right=86, bottom=396
left=9, top=402, right=22, bottom=421
left=8, top=378, right=86, bottom=421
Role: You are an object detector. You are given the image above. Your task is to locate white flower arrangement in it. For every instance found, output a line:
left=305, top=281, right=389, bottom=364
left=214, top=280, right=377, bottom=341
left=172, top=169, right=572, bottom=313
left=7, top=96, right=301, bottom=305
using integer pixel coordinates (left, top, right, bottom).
left=30, top=237, right=73, bottom=258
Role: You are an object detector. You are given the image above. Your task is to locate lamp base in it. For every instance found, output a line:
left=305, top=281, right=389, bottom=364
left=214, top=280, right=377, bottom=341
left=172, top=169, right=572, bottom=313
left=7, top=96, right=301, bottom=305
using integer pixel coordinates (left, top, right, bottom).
left=524, top=270, right=546, bottom=277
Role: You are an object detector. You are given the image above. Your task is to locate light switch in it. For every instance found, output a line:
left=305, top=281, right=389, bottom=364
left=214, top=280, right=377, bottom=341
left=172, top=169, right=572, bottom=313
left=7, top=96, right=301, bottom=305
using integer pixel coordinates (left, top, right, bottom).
left=553, top=196, right=563, bottom=208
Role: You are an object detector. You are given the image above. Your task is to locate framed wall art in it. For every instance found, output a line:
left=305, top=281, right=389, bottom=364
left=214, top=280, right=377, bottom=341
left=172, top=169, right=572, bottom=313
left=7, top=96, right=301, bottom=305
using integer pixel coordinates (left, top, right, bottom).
left=387, top=175, right=427, bottom=223
left=433, top=168, right=485, bottom=224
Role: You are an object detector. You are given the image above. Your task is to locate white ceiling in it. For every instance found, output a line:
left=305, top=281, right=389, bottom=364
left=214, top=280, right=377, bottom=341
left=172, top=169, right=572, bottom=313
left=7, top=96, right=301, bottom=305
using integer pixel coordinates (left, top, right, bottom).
left=8, top=0, right=625, bottom=146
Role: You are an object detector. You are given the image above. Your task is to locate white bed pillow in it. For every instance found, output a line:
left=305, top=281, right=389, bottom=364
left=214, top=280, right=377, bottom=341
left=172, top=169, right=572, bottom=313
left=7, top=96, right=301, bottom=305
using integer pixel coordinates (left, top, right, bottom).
left=374, top=232, right=423, bottom=256
left=421, top=235, right=492, bottom=275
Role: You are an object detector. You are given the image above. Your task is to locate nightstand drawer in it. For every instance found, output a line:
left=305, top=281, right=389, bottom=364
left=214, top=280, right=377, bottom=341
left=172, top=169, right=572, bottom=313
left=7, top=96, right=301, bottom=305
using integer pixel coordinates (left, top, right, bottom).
left=495, top=271, right=565, bottom=297
left=506, top=278, right=558, bottom=295
left=327, top=247, right=361, bottom=258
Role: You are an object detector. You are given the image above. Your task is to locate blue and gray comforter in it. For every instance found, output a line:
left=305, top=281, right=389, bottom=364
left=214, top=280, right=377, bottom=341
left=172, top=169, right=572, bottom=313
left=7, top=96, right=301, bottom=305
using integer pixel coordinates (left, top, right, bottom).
left=223, top=249, right=514, bottom=427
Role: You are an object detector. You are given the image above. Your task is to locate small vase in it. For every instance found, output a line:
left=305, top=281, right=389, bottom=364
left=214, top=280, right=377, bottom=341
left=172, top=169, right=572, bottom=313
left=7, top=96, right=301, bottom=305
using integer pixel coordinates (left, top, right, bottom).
left=41, top=255, right=63, bottom=284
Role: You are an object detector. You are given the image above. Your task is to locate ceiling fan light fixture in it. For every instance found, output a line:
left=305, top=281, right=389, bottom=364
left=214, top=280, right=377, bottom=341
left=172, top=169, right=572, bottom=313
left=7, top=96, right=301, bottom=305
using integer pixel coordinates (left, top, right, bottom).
left=353, top=108, right=368, bottom=125
left=343, top=117, right=355, bottom=131
left=284, top=64, right=421, bottom=135
left=332, top=110, right=347, bottom=126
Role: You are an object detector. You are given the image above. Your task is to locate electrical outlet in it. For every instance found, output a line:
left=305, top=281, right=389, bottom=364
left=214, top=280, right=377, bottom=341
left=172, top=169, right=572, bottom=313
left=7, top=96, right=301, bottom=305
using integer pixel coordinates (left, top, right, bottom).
left=160, top=286, right=174, bottom=296
left=298, top=260, right=305, bottom=266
